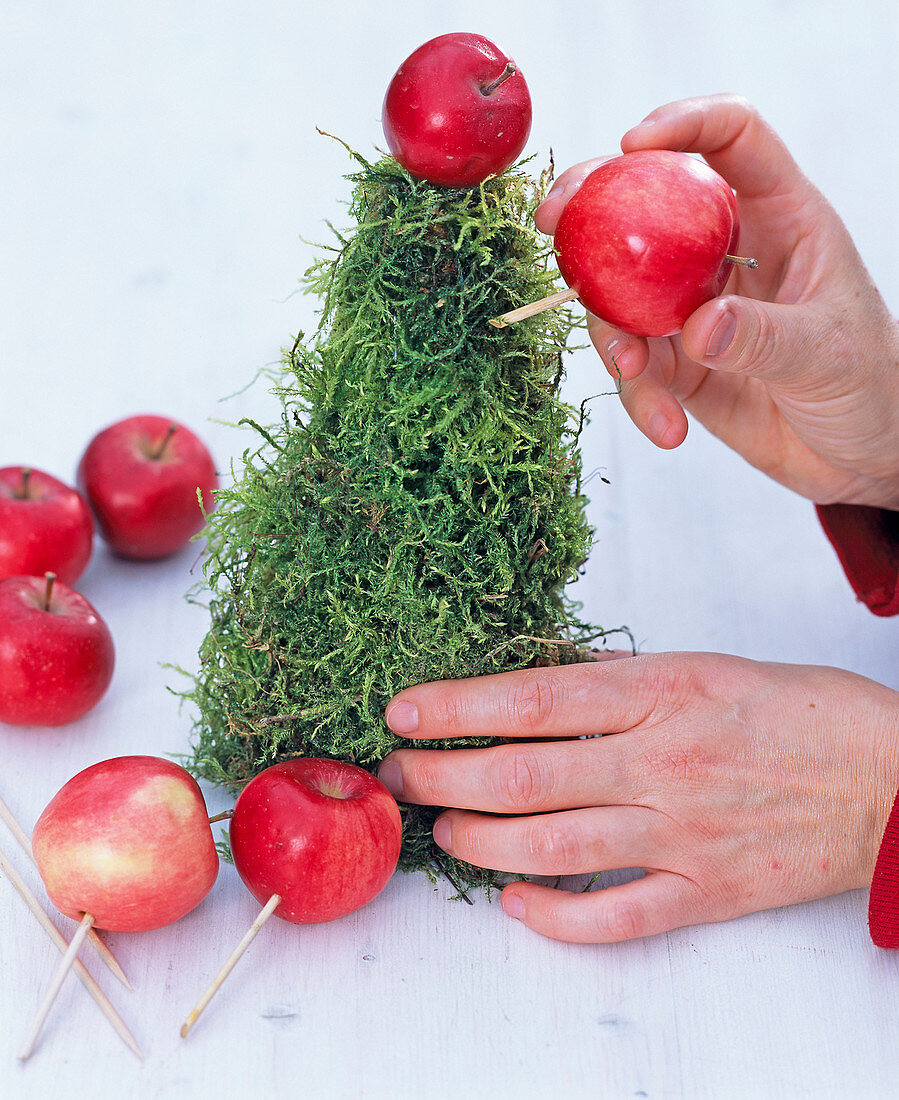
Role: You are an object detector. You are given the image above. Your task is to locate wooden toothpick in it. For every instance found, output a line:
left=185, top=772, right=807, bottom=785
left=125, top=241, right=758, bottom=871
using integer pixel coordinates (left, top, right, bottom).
left=0, top=848, right=142, bottom=1057
left=489, top=287, right=579, bottom=328
left=0, top=790, right=130, bottom=989
left=181, top=893, right=282, bottom=1038
left=489, top=253, right=758, bottom=331
left=18, top=912, right=95, bottom=1059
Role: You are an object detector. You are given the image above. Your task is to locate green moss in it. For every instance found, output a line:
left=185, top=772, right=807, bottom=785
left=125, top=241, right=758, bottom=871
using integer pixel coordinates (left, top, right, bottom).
left=186, top=152, right=624, bottom=889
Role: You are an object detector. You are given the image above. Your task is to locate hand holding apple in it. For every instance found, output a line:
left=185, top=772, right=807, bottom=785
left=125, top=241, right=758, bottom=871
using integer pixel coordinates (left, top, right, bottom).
left=0, top=466, right=93, bottom=584
left=32, top=756, right=219, bottom=932
left=382, top=32, right=531, bottom=187
left=0, top=573, right=114, bottom=727
left=77, top=414, right=217, bottom=560
left=533, top=95, right=899, bottom=508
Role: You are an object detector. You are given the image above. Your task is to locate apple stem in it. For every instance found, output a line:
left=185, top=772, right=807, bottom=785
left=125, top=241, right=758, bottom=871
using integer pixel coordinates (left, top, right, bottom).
left=725, top=254, right=759, bottom=269
left=481, top=61, right=516, bottom=97
left=207, top=809, right=235, bottom=824
left=43, top=572, right=57, bottom=612
left=151, top=423, right=178, bottom=460
left=18, top=467, right=32, bottom=500
left=181, top=893, right=282, bottom=1039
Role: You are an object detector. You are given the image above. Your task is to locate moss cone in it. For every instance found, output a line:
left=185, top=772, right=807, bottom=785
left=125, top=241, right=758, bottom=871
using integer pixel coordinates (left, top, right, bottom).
left=186, top=152, right=619, bottom=891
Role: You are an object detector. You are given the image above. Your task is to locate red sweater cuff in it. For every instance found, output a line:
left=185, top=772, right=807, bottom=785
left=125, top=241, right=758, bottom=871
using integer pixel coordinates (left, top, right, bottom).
left=816, top=501, right=899, bottom=947
left=815, top=502, right=899, bottom=616
left=869, top=789, right=899, bottom=948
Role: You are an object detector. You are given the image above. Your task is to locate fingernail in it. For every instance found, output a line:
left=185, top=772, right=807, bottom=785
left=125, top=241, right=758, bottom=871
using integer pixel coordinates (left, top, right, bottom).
left=648, top=412, right=671, bottom=443
left=502, top=892, right=525, bottom=920
left=432, top=815, right=452, bottom=852
left=544, top=178, right=578, bottom=206
left=705, top=307, right=737, bottom=358
left=622, top=118, right=657, bottom=144
left=603, top=336, right=633, bottom=378
left=377, top=759, right=404, bottom=799
left=385, top=700, right=419, bottom=734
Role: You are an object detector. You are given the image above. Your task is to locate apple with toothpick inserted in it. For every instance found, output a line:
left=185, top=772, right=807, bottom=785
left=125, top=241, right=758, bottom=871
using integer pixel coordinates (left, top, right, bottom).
left=77, top=413, right=218, bottom=560
left=181, top=759, right=402, bottom=1038
left=382, top=32, right=532, bottom=187
left=553, top=150, right=750, bottom=337
left=20, top=756, right=218, bottom=1059
left=32, top=756, right=219, bottom=932
left=0, top=573, right=114, bottom=727
left=491, top=150, right=758, bottom=336
left=0, top=466, right=93, bottom=584
left=230, top=758, right=402, bottom=923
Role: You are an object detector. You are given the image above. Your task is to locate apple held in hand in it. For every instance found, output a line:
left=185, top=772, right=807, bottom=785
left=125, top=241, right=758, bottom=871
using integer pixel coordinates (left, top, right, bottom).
left=554, top=150, right=746, bottom=338
left=0, top=574, right=114, bottom=727
left=32, top=756, right=219, bottom=932
left=77, top=414, right=217, bottom=560
left=382, top=32, right=532, bottom=187
left=230, top=758, right=402, bottom=924
left=0, top=467, right=93, bottom=585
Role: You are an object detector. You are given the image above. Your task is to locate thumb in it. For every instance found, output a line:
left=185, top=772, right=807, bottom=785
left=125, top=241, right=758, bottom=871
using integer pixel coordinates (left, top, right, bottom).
left=534, top=157, right=613, bottom=235
left=681, top=294, right=832, bottom=383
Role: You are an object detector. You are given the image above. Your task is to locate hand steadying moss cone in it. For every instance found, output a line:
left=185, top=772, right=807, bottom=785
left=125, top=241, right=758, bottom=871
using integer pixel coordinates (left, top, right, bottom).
left=186, top=149, right=627, bottom=893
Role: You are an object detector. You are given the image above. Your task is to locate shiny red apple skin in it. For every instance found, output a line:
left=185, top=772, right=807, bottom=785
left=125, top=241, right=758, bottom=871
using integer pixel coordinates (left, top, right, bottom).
left=32, top=756, right=219, bottom=933
left=553, top=150, right=740, bottom=337
left=0, top=466, right=93, bottom=585
left=0, top=575, right=114, bottom=727
left=382, top=32, right=532, bottom=187
left=77, top=414, right=217, bottom=560
left=230, top=759, right=402, bottom=924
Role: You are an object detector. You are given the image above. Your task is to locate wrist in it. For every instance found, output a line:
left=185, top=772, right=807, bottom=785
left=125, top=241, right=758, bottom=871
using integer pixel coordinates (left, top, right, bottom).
left=866, top=695, right=899, bottom=874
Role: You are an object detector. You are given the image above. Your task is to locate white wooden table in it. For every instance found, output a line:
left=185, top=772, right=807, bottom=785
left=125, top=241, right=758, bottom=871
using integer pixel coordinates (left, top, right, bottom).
left=2, top=3, right=898, bottom=1096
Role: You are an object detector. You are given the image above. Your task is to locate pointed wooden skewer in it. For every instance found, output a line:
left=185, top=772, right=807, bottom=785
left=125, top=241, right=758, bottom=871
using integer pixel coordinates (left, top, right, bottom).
left=489, top=255, right=759, bottom=329
left=489, top=287, right=578, bottom=328
left=181, top=893, right=282, bottom=1039
left=18, top=912, right=95, bottom=1059
left=0, top=848, right=142, bottom=1057
left=0, top=790, right=130, bottom=989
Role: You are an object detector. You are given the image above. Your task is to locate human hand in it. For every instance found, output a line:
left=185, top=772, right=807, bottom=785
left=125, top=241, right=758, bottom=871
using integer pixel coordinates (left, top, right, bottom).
left=536, top=95, right=899, bottom=509
left=377, top=653, right=899, bottom=942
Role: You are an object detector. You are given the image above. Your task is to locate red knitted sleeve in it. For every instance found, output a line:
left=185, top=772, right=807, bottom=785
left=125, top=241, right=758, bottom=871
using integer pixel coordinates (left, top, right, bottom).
left=816, top=502, right=899, bottom=947
left=869, top=801, right=899, bottom=948
left=815, top=503, right=899, bottom=616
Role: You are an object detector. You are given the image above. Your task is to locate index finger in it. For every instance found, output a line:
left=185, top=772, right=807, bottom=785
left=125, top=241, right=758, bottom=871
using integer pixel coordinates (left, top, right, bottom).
left=385, top=654, right=668, bottom=740
left=620, top=94, right=810, bottom=200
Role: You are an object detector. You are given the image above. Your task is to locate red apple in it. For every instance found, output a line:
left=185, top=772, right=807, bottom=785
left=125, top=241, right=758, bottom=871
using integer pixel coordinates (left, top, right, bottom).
left=0, top=466, right=93, bottom=585
left=32, top=756, right=219, bottom=933
left=553, top=150, right=742, bottom=337
left=382, top=32, right=532, bottom=187
left=77, top=414, right=217, bottom=560
left=229, top=759, right=402, bottom=924
left=0, top=574, right=114, bottom=727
